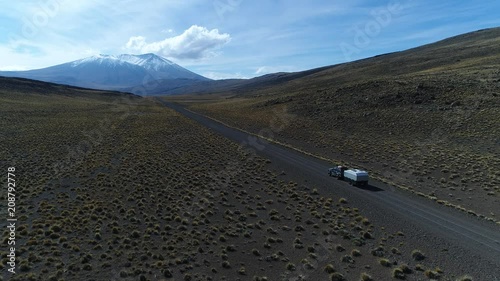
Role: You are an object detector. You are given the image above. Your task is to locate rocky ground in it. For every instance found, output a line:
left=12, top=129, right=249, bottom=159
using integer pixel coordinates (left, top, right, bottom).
left=0, top=85, right=475, bottom=280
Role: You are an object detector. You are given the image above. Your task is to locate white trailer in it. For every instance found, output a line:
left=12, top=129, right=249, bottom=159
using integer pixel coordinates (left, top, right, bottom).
left=343, top=169, right=369, bottom=186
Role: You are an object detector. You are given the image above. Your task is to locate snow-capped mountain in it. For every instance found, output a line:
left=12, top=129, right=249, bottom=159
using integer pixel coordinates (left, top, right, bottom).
left=71, top=54, right=179, bottom=72
left=0, top=54, right=210, bottom=95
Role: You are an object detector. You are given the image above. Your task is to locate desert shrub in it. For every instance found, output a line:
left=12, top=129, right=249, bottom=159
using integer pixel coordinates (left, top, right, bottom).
left=340, top=255, right=354, bottom=263
left=351, top=249, right=362, bottom=257
left=391, top=247, right=400, bottom=254
left=335, top=244, right=345, bottom=252
left=399, top=264, right=412, bottom=274
left=324, top=264, right=335, bottom=273
left=221, top=260, right=231, bottom=268
left=371, top=246, right=384, bottom=257
left=393, top=268, right=405, bottom=279
left=379, top=258, right=391, bottom=267
left=411, top=249, right=425, bottom=261
left=330, top=272, right=346, bottom=281
left=360, top=272, right=374, bottom=281
left=286, top=262, right=296, bottom=271
left=425, top=269, right=441, bottom=279
left=19, top=261, right=31, bottom=272
left=363, top=232, right=373, bottom=239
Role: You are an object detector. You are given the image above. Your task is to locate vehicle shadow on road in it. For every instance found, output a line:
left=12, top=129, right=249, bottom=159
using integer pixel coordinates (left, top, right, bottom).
left=358, top=184, right=384, bottom=192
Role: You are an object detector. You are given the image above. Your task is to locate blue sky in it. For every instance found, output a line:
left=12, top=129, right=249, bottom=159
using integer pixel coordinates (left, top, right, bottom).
left=1, top=0, right=499, bottom=79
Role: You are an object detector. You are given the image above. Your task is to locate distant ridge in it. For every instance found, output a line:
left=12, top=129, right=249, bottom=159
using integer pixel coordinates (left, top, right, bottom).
left=0, top=53, right=210, bottom=94
left=151, top=27, right=500, bottom=96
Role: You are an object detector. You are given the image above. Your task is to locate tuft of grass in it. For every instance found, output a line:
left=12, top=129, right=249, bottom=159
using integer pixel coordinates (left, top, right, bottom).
left=398, top=264, right=412, bottom=274
left=335, top=244, right=345, bottom=252
left=351, top=249, right=362, bottom=257
left=415, top=264, right=425, bottom=271
left=425, top=269, right=441, bottom=279
left=222, top=260, right=231, bottom=268
left=252, top=248, right=261, bottom=256
left=393, top=268, right=406, bottom=279
left=340, top=255, right=354, bottom=264
left=411, top=249, right=425, bottom=261
left=286, top=262, right=296, bottom=271
left=360, top=272, right=374, bottom=281
left=379, top=258, right=392, bottom=267
left=324, top=264, right=335, bottom=273
left=330, top=272, right=346, bottom=281
left=19, top=261, right=32, bottom=272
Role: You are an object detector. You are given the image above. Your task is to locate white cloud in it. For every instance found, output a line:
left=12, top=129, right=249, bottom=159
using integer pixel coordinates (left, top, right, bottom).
left=125, top=25, right=231, bottom=60
left=255, top=65, right=297, bottom=75
left=203, top=71, right=248, bottom=80
left=161, top=28, right=175, bottom=34
left=125, top=36, right=146, bottom=50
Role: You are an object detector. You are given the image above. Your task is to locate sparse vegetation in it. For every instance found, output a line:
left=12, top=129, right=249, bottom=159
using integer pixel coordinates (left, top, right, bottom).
left=0, top=73, right=480, bottom=280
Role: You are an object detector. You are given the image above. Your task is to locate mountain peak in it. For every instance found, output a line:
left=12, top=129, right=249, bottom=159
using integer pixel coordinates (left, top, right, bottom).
left=116, top=53, right=177, bottom=70
left=71, top=53, right=174, bottom=67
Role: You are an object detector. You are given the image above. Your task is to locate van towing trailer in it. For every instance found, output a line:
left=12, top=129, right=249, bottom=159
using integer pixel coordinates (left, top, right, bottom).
left=328, top=166, right=369, bottom=187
